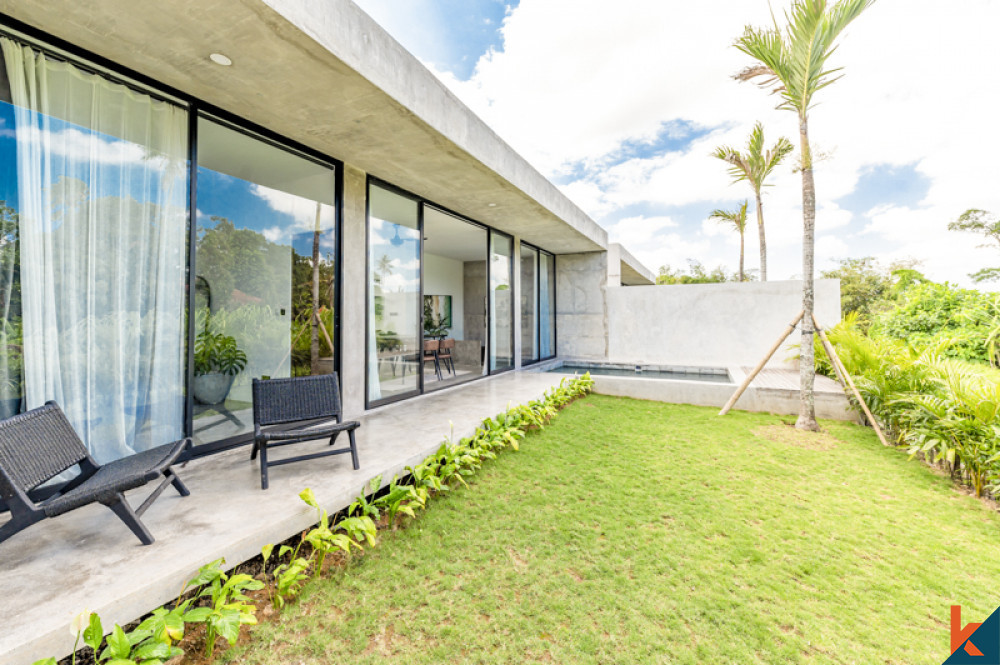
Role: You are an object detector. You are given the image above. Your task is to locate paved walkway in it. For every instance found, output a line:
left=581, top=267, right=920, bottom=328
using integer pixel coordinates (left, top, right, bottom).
left=0, top=370, right=565, bottom=665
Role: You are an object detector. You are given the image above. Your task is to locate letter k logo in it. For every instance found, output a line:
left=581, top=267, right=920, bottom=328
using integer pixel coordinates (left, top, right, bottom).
left=945, top=605, right=1000, bottom=664
left=954, top=606, right=985, bottom=657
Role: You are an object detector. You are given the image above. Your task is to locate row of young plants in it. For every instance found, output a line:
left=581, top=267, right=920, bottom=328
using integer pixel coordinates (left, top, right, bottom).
left=817, top=316, right=1000, bottom=498
left=34, top=373, right=593, bottom=665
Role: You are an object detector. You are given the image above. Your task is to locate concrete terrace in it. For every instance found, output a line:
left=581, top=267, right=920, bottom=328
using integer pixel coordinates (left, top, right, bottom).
left=0, top=370, right=568, bottom=665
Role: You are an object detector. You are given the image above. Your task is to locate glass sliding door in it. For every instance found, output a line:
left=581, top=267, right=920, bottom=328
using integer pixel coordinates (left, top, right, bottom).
left=520, top=243, right=539, bottom=364
left=489, top=231, right=514, bottom=372
left=193, top=116, right=336, bottom=445
left=367, top=183, right=421, bottom=405
left=422, top=206, right=488, bottom=392
left=0, top=36, right=189, bottom=463
left=539, top=251, right=556, bottom=359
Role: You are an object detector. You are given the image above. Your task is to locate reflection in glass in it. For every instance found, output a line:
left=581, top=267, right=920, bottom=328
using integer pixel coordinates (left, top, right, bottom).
left=422, top=207, right=487, bottom=392
left=489, top=232, right=514, bottom=372
left=540, top=251, right=556, bottom=358
left=367, top=184, right=420, bottom=403
left=0, top=37, right=188, bottom=462
left=193, top=117, right=336, bottom=444
left=520, top=244, right=538, bottom=363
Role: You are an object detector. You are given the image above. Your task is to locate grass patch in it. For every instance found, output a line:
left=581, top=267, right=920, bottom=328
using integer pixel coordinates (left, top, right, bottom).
left=225, top=396, right=1000, bottom=664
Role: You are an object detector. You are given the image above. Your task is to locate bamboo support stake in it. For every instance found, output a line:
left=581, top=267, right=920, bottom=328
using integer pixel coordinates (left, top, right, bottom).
left=719, top=310, right=804, bottom=416
left=812, top=314, right=891, bottom=447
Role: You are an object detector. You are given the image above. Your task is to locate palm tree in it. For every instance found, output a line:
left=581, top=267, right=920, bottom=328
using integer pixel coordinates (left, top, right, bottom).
left=734, top=0, right=875, bottom=431
left=712, top=122, right=793, bottom=281
left=709, top=201, right=750, bottom=282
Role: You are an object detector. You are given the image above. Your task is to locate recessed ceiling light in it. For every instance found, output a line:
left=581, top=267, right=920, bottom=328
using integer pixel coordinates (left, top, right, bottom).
left=209, top=53, right=233, bottom=67
left=488, top=203, right=497, bottom=207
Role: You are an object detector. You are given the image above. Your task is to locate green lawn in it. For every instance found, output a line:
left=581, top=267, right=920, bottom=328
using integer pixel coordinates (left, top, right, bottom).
left=226, top=395, right=1000, bottom=664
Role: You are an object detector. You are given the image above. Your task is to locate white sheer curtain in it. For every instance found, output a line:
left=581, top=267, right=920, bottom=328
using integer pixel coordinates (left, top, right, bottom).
left=2, top=37, right=188, bottom=463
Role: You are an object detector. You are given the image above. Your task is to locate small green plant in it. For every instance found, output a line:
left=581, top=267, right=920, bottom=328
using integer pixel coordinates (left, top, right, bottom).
left=262, top=543, right=311, bottom=609
left=405, top=460, right=444, bottom=506
left=348, top=475, right=383, bottom=521
left=373, top=476, right=420, bottom=528
left=43, top=610, right=184, bottom=665
left=181, top=558, right=263, bottom=657
left=300, top=488, right=363, bottom=576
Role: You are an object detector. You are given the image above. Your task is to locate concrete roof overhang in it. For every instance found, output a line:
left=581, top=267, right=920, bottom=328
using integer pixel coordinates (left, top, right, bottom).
left=0, top=0, right=609, bottom=254
left=613, top=243, right=656, bottom=285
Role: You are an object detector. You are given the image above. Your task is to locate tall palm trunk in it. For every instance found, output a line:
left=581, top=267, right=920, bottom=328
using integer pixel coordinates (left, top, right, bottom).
left=310, top=203, right=321, bottom=375
left=796, top=114, right=819, bottom=431
left=738, top=230, right=745, bottom=282
left=755, top=191, right=766, bottom=281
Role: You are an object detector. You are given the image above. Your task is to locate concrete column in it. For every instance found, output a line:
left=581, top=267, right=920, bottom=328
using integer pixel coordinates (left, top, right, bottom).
left=340, top=163, right=367, bottom=417
left=606, top=243, right=622, bottom=288
left=556, top=251, right=609, bottom=360
left=512, top=236, right=522, bottom=369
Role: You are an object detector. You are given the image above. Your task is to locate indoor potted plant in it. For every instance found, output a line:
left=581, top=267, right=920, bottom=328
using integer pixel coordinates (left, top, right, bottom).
left=192, top=325, right=248, bottom=405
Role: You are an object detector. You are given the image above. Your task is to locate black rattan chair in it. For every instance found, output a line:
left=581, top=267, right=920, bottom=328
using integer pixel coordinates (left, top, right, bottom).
left=250, top=373, right=360, bottom=490
left=0, top=401, right=191, bottom=546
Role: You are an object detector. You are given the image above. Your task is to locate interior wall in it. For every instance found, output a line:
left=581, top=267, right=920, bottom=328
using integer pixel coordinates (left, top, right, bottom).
left=464, top=260, right=487, bottom=347
left=423, top=252, right=465, bottom=340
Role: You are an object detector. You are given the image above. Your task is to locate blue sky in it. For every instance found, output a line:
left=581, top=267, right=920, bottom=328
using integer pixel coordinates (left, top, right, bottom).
left=354, top=0, right=1000, bottom=286
left=355, top=0, right=517, bottom=80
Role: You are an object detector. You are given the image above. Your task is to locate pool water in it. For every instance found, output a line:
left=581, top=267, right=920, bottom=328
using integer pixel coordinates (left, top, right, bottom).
left=550, top=363, right=732, bottom=383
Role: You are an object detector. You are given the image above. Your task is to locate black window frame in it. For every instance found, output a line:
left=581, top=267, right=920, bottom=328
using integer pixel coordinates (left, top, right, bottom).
left=519, top=241, right=557, bottom=365
left=0, top=16, right=346, bottom=460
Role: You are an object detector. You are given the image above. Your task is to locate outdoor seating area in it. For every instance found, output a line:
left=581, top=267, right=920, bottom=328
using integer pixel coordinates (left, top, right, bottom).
left=0, top=402, right=192, bottom=546
left=0, top=370, right=567, bottom=665
left=250, top=374, right=361, bottom=490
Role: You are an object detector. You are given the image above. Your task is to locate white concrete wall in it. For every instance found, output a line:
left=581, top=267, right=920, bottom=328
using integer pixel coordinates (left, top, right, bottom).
left=555, top=252, right=608, bottom=359
left=606, top=279, right=841, bottom=369
left=340, top=163, right=367, bottom=417
left=423, top=253, right=465, bottom=340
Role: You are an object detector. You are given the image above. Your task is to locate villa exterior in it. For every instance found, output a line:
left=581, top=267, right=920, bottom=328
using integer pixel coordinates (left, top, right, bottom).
left=0, top=4, right=850, bottom=662
left=0, top=0, right=655, bottom=471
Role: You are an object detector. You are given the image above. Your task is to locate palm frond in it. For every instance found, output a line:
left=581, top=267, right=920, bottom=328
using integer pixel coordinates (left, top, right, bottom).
left=708, top=201, right=750, bottom=234
left=736, top=0, right=876, bottom=114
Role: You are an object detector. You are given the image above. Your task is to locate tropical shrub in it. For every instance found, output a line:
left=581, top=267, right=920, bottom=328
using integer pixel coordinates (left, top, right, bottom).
left=819, top=319, right=1000, bottom=497
left=870, top=281, right=1000, bottom=364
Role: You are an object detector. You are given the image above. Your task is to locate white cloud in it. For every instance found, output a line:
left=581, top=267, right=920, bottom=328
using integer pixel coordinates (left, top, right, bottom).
left=14, top=125, right=179, bottom=170
left=400, top=0, right=1000, bottom=285
left=262, top=226, right=285, bottom=243
left=393, top=257, right=421, bottom=271
left=380, top=273, right=420, bottom=292
left=250, top=184, right=333, bottom=233
left=605, top=215, right=676, bottom=247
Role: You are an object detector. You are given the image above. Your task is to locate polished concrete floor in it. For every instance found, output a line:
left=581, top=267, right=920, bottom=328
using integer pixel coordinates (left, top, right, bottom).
left=0, top=370, right=566, bottom=665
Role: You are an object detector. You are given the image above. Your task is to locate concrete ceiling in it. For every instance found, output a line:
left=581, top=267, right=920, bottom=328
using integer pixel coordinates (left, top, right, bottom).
left=424, top=206, right=488, bottom=262
left=0, top=0, right=612, bottom=254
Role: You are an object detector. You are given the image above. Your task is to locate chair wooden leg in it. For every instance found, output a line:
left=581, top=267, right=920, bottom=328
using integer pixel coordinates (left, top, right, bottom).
left=168, top=468, right=190, bottom=497
left=259, top=442, right=270, bottom=490
left=348, top=429, right=360, bottom=470
left=107, top=494, right=154, bottom=546
left=0, top=514, right=31, bottom=544
left=250, top=439, right=259, bottom=460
